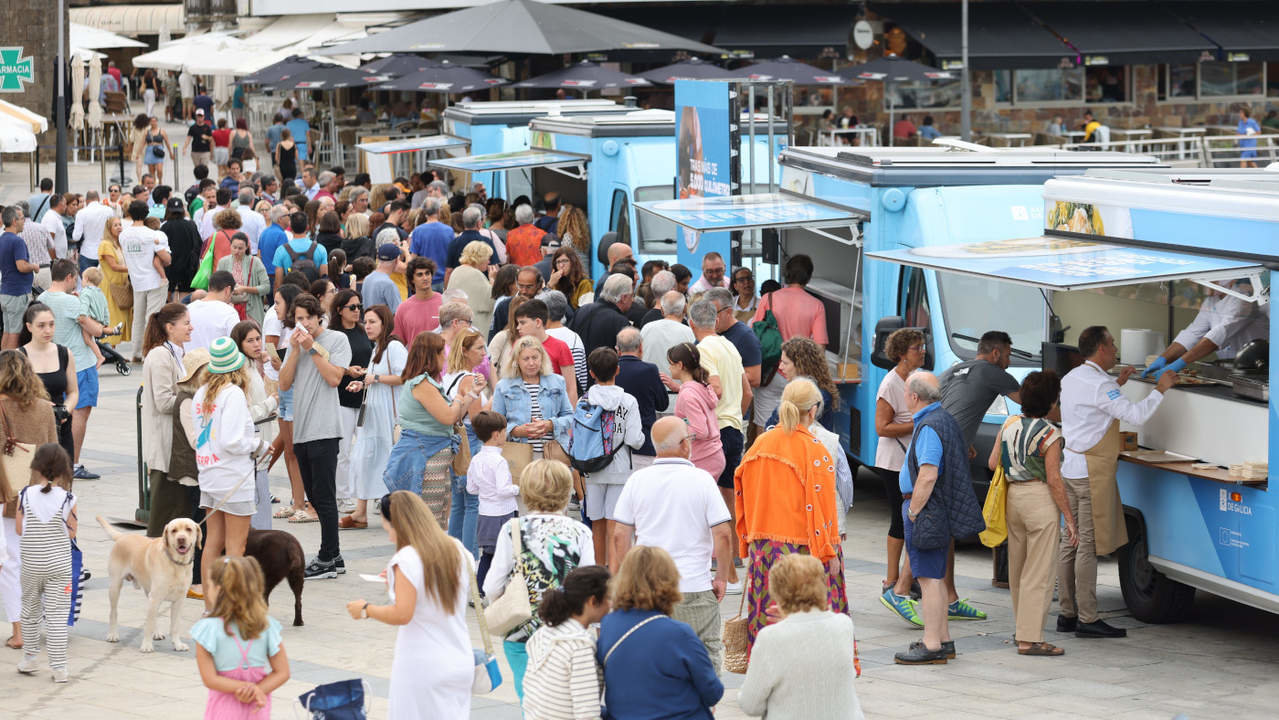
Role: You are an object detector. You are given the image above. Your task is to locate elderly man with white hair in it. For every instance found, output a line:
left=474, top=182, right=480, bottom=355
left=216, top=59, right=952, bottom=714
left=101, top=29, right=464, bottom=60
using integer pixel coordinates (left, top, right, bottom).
left=541, top=289, right=587, bottom=393
left=611, top=415, right=734, bottom=669
left=642, top=290, right=696, bottom=376
left=571, top=273, right=635, bottom=357
left=505, top=203, right=546, bottom=267
left=638, top=269, right=678, bottom=327
left=314, top=170, right=338, bottom=201
left=444, top=205, right=495, bottom=284
left=257, top=203, right=291, bottom=280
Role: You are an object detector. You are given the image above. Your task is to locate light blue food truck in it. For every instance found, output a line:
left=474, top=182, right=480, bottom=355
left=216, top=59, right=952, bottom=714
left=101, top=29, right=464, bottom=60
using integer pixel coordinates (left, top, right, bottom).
left=641, top=150, right=1279, bottom=621
left=433, top=108, right=787, bottom=277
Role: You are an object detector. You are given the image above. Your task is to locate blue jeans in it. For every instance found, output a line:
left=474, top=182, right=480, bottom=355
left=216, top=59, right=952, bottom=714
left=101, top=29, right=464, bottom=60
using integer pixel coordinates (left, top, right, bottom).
left=382, top=428, right=452, bottom=494
left=78, top=255, right=98, bottom=274
left=503, top=640, right=528, bottom=700
left=448, top=428, right=481, bottom=558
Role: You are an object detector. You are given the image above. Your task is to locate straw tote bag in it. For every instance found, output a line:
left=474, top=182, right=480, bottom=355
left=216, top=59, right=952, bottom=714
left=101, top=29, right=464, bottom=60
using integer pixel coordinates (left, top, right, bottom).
left=722, top=590, right=749, bottom=674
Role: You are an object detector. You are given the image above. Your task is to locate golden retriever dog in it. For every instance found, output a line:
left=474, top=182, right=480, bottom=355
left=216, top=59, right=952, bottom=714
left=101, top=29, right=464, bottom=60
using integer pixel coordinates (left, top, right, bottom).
left=97, top=516, right=201, bottom=653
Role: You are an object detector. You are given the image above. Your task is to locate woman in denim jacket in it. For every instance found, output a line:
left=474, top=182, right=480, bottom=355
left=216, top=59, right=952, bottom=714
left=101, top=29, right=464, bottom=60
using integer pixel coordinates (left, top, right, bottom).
left=492, top=336, right=574, bottom=471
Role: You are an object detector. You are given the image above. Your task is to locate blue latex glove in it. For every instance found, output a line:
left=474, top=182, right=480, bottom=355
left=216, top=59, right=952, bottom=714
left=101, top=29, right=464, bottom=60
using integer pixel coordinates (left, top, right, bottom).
left=1166, top=357, right=1187, bottom=374
left=1140, top=356, right=1167, bottom=378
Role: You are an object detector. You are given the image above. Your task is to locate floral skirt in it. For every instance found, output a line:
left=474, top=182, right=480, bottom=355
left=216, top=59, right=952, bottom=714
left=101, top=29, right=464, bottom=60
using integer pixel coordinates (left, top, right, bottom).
left=745, top=539, right=848, bottom=652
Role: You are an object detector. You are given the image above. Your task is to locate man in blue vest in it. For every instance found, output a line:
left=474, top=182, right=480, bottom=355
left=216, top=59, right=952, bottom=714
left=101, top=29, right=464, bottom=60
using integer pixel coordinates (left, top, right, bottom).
left=895, top=371, right=986, bottom=665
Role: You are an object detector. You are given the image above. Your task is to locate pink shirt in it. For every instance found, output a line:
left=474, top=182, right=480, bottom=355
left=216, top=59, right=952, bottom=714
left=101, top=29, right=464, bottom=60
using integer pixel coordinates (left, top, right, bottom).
left=675, top=380, right=725, bottom=479
left=754, top=286, right=828, bottom=345
left=393, top=292, right=443, bottom=343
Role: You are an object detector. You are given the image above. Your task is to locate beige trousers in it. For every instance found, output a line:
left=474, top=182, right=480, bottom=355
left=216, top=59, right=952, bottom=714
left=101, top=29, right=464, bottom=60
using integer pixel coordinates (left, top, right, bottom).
left=1057, top=474, right=1098, bottom=623
left=1008, top=481, right=1060, bottom=643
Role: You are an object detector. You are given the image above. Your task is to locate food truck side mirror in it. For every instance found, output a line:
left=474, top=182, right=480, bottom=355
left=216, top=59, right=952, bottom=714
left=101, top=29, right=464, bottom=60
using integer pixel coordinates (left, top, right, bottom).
left=871, top=316, right=906, bottom=370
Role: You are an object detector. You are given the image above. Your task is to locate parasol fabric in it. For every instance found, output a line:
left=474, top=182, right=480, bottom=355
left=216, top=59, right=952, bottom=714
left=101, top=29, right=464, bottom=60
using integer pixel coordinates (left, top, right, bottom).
left=514, top=60, right=650, bottom=90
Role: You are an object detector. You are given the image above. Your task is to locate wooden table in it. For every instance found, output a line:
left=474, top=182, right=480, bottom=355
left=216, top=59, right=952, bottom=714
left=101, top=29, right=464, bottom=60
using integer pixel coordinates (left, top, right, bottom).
left=1120, top=453, right=1266, bottom=486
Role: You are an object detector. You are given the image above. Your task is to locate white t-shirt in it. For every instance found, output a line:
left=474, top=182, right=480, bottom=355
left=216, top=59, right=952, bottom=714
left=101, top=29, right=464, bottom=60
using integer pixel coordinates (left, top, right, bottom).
left=641, top=317, right=696, bottom=375
left=261, top=311, right=292, bottom=381
left=119, top=223, right=169, bottom=292
left=236, top=206, right=266, bottom=255
left=185, top=299, right=240, bottom=353
left=41, top=210, right=68, bottom=259
left=613, top=457, right=731, bottom=593
left=874, top=369, right=912, bottom=471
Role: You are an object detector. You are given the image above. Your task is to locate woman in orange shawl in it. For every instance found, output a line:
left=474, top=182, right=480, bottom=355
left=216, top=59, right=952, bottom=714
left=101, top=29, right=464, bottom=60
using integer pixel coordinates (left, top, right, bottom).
left=734, top=378, right=846, bottom=653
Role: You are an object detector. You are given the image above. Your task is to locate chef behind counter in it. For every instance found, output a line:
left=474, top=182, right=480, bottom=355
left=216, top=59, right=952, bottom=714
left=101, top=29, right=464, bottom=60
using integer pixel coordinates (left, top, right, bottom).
left=1142, top=278, right=1269, bottom=378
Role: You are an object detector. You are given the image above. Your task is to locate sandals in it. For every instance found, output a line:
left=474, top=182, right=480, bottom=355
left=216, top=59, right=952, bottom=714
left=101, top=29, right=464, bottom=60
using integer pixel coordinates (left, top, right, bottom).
left=273, top=506, right=297, bottom=519
left=288, top=510, right=318, bottom=523
left=338, top=515, right=368, bottom=529
left=1017, top=642, right=1065, bottom=656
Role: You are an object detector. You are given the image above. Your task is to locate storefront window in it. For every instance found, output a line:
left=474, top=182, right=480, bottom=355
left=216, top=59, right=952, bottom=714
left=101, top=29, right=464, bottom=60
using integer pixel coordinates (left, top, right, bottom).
left=1012, top=69, right=1083, bottom=103
left=1085, top=66, right=1128, bottom=102
left=993, top=70, right=1012, bottom=103
left=885, top=76, right=964, bottom=110
left=1161, top=62, right=1265, bottom=100
left=1168, top=64, right=1197, bottom=98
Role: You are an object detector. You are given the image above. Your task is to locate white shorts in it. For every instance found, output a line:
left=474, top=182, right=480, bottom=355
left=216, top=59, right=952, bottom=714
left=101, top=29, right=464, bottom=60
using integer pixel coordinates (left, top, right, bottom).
left=584, top=484, right=625, bottom=521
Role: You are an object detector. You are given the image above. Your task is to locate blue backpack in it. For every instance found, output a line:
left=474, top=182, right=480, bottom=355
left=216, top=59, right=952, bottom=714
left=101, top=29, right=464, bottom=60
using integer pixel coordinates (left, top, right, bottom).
left=568, top=398, right=622, bottom=474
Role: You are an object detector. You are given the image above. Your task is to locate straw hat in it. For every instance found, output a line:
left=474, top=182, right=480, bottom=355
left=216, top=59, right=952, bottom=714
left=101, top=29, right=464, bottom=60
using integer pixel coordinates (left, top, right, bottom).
left=208, top=337, right=245, bottom=375
left=178, top=348, right=211, bottom=384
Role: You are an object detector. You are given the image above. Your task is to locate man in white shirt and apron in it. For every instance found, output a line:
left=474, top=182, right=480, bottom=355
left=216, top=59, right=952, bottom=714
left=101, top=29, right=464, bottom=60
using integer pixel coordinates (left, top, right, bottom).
left=1142, top=279, right=1269, bottom=377
left=1059, top=326, right=1176, bottom=639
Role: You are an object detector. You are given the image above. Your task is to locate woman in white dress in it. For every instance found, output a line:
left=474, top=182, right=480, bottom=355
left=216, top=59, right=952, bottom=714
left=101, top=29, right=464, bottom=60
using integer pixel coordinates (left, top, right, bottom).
left=340, top=305, right=407, bottom=528
left=346, top=490, right=472, bottom=719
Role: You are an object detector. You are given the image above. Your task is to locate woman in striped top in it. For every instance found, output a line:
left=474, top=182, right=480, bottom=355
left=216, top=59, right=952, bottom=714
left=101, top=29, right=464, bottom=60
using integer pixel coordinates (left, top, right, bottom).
left=522, top=565, right=611, bottom=720
left=492, top=336, right=574, bottom=462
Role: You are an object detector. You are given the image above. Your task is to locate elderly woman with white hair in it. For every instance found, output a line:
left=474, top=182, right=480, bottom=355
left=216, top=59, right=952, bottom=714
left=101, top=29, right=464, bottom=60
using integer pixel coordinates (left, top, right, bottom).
left=445, top=239, right=495, bottom=336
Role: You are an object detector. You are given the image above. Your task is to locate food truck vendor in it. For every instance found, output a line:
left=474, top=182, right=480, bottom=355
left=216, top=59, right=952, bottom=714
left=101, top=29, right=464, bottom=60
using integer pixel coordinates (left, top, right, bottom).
left=1059, top=326, right=1177, bottom=639
left=1141, top=279, right=1269, bottom=377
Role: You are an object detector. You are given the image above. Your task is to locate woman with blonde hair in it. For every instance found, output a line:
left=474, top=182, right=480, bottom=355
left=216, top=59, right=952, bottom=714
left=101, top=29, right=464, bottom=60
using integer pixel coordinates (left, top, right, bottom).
left=0, top=350, right=58, bottom=650
left=445, top=240, right=495, bottom=336
left=597, top=546, right=722, bottom=718
left=737, top=554, right=864, bottom=719
left=193, top=337, right=266, bottom=612
left=492, top=335, right=573, bottom=469
left=346, top=490, right=473, bottom=719
left=734, top=378, right=846, bottom=654
left=340, top=212, right=374, bottom=261
left=484, top=460, right=594, bottom=699
left=97, top=215, right=133, bottom=345
left=441, top=327, right=490, bottom=555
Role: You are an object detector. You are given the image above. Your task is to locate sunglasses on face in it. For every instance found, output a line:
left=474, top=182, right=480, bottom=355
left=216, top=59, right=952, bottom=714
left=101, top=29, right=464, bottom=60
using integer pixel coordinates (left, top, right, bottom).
left=344, top=303, right=361, bottom=311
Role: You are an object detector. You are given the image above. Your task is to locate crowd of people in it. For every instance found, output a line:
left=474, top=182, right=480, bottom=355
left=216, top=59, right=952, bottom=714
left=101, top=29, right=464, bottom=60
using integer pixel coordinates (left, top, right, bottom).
left=0, top=138, right=1120, bottom=718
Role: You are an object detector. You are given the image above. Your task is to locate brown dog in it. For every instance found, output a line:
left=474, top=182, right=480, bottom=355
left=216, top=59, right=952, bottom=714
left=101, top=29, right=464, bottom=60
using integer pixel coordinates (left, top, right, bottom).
left=243, top=528, right=305, bottom=626
left=97, top=516, right=201, bottom=653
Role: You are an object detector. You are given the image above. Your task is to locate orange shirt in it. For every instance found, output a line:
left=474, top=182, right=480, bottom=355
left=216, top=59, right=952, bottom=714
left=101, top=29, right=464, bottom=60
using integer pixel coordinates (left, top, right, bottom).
left=733, top=424, right=839, bottom=561
left=505, top=224, right=546, bottom=267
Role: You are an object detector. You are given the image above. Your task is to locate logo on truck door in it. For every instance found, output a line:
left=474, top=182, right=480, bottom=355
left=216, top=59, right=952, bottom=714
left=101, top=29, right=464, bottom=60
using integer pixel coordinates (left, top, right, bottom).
left=1219, top=488, right=1253, bottom=515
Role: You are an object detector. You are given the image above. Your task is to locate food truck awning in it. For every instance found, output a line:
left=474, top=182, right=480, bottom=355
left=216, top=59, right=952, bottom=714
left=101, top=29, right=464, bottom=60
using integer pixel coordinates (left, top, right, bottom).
left=354, top=135, right=468, bottom=155
left=635, top=192, right=861, bottom=235
left=866, top=236, right=1264, bottom=292
left=429, top=149, right=590, bottom=178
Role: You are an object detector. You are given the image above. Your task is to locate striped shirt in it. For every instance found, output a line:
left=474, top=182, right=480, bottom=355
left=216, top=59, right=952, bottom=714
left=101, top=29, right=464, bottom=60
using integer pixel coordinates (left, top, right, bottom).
left=522, top=619, right=603, bottom=720
left=999, top=416, right=1062, bottom=483
left=525, top=381, right=545, bottom=453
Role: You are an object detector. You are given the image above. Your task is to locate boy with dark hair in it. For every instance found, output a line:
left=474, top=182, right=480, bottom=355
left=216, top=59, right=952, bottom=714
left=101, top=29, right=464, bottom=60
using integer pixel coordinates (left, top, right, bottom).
left=392, top=257, right=441, bottom=343
left=467, top=410, right=516, bottom=590
left=581, top=347, right=643, bottom=563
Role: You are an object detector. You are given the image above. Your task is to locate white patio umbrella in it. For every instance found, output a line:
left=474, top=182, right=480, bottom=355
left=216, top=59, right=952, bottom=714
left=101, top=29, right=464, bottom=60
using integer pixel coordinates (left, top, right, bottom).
left=0, top=116, right=38, bottom=152
left=69, top=54, right=85, bottom=133
left=87, top=56, right=104, bottom=129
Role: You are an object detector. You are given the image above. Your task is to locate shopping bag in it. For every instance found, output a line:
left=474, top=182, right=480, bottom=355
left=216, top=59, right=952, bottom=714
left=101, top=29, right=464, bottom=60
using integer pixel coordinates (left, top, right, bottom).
left=979, top=465, right=1008, bottom=548
left=467, top=556, right=503, bottom=694
left=66, top=541, right=84, bottom=626
left=190, top=240, right=216, bottom=291
left=298, top=679, right=368, bottom=720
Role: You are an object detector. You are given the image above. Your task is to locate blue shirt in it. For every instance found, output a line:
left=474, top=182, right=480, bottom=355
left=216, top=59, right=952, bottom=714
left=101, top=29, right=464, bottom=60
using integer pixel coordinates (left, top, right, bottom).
left=39, top=290, right=95, bottom=372
left=597, top=609, right=722, bottom=720
left=1239, top=118, right=1261, bottom=149
left=272, top=236, right=327, bottom=273
left=0, top=231, right=32, bottom=296
left=920, top=125, right=942, bottom=140
left=409, top=221, right=452, bottom=284
left=258, top=224, right=288, bottom=275
left=192, top=94, right=214, bottom=118
left=286, top=118, right=311, bottom=159
left=720, top=320, right=762, bottom=368
left=447, top=229, right=493, bottom=269
left=360, top=270, right=401, bottom=314
left=265, top=124, right=284, bottom=153
left=898, top=402, right=943, bottom=494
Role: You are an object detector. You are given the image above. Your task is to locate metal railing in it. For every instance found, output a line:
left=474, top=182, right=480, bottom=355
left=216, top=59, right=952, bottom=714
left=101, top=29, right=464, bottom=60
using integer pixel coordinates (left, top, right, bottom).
left=1055, top=132, right=1279, bottom=168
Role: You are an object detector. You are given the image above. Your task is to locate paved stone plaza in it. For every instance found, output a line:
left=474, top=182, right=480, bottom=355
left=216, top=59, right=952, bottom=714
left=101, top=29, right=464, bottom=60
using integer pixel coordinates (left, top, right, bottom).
left=2, top=368, right=1278, bottom=719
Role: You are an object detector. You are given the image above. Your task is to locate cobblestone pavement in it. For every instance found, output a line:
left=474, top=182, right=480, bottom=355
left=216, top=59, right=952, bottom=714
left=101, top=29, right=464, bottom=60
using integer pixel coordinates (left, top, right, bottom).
left=4, top=136, right=1279, bottom=719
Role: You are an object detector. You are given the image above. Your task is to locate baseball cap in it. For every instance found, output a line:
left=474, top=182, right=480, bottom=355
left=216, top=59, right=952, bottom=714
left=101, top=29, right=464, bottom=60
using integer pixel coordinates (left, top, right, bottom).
left=541, top=232, right=561, bottom=255
left=377, top=243, right=400, bottom=261
left=195, top=109, right=205, bottom=116
left=167, top=197, right=185, bottom=212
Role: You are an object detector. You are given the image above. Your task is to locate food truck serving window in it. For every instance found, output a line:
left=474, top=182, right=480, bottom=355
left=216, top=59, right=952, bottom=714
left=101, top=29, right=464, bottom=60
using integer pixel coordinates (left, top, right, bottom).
left=866, top=236, right=1264, bottom=292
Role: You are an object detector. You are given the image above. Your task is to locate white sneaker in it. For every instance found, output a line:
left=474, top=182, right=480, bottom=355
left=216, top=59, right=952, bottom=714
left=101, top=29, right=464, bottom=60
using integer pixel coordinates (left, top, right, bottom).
left=725, top=580, right=743, bottom=595
left=337, top=498, right=357, bottom=513
left=17, top=654, right=38, bottom=674
left=51, top=667, right=68, bottom=683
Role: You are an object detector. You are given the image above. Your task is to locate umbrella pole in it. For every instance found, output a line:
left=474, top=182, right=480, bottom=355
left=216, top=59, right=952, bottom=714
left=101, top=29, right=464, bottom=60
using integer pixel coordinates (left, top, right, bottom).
left=330, top=93, right=341, bottom=168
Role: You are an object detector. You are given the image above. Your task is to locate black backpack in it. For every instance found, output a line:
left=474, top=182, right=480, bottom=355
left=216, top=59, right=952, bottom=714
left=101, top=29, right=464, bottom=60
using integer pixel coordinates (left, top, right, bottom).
left=286, top=240, right=320, bottom=282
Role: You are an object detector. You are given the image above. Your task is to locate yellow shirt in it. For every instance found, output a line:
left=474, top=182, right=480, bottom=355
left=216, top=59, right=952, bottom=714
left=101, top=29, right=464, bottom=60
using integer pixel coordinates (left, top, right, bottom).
left=698, top=334, right=744, bottom=431
left=391, top=271, right=409, bottom=301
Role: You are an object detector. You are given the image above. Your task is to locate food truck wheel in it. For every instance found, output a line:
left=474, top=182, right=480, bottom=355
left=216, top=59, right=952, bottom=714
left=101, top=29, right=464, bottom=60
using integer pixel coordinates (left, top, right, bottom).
left=1118, top=514, right=1195, bottom=623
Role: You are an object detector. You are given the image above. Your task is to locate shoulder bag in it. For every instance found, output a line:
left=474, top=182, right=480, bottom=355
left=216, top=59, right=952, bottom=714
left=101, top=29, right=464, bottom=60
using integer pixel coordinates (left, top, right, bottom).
left=447, top=373, right=473, bottom=475
left=722, top=590, right=749, bottom=673
left=483, top=518, right=534, bottom=636
left=753, top=291, right=784, bottom=386
left=467, top=553, right=503, bottom=694
left=190, top=234, right=216, bottom=290
left=0, top=400, right=36, bottom=515
left=603, top=614, right=663, bottom=665
left=108, top=273, right=133, bottom=309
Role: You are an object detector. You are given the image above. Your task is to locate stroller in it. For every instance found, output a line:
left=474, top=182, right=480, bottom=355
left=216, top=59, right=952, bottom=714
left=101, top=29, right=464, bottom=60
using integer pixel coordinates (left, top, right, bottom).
left=96, top=338, right=131, bottom=376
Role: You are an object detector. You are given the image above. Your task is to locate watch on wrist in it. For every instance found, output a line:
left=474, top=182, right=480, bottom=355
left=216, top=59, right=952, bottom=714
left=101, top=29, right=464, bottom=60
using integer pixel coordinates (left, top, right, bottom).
left=361, top=601, right=370, bottom=619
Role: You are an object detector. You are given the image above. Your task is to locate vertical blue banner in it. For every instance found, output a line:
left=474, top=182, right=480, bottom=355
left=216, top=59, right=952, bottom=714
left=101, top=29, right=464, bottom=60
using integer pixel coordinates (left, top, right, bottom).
left=675, top=80, right=736, bottom=270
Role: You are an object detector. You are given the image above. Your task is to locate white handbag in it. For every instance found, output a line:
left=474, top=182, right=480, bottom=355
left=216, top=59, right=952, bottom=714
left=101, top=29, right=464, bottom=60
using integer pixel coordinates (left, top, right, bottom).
left=483, top=519, right=534, bottom=636
left=467, top=555, right=503, bottom=694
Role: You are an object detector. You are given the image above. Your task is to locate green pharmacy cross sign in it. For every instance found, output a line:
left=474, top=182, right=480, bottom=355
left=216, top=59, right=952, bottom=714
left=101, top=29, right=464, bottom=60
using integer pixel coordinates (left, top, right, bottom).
left=0, top=47, right=34, bottom=92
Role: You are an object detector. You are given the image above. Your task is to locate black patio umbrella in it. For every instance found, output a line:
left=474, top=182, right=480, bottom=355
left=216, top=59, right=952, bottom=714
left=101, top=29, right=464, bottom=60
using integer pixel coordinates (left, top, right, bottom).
left=273, top=63, right=389, bottom=90
left=313, top=0, right=723, bottom=56
left=237, top=56, right=321, bottom=86
left=850, top=55, right=953, bottom=146
left=373, top=60, right=508, bottom=93
left=359, top=54, right=433, bottom=78
left=738, top=55, right=851, bottom=84
left=514, top=60, right=650, bottom=91
left=638, top=57, right=735, bottom=84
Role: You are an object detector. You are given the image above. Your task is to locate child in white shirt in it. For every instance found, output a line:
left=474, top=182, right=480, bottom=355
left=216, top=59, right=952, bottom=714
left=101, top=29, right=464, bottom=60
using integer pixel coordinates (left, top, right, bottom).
left=466, top=410, right=519, bottom=591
